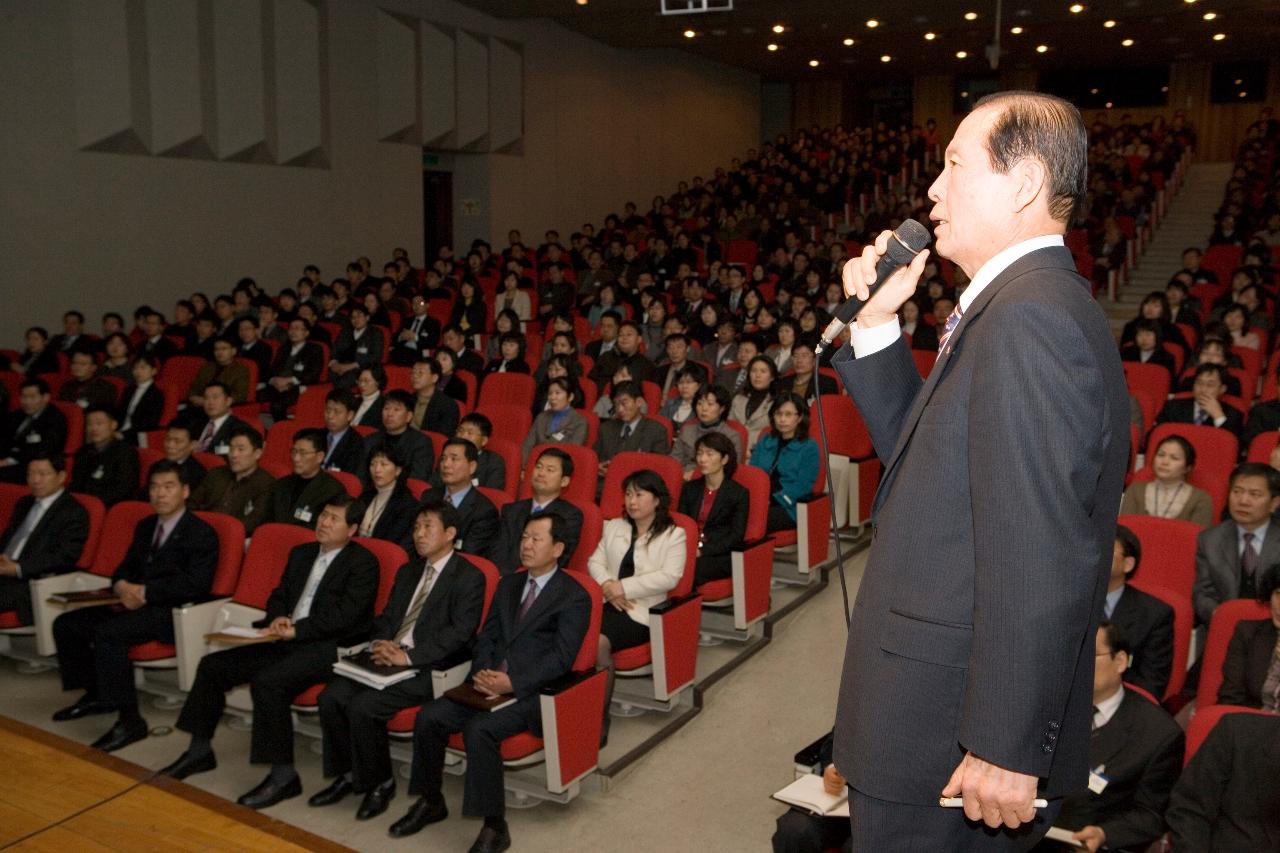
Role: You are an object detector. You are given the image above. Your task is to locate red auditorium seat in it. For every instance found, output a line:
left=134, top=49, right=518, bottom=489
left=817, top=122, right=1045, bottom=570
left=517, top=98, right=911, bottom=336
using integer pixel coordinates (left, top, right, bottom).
left=1119, top=515, right=1199, bottom=599
left=1196, top=598, right=1270, bottom=708
left=0, top=492, right=103, bottom=635
left=598, top=452, right=684, bottom=520
left=477, top=404, right=532, bottom=449
left=697, top=465, right=775, bottom=636
left=811, top=394, right=880, bottom=529
left=519, top=444, right=598, bottom=505
left=484, top=437, right=522, bottom=498
left=1134, top=423, right=1237, bottom=521
left=331, top=471, right=362, bottom=498
left=477, top=372, right=536, bottom=413
left=768, top=433, right=832, bottom=578
left=1182, top=704, right=1271, bottom=766
left=1127, top=583, right=1193, bottom=701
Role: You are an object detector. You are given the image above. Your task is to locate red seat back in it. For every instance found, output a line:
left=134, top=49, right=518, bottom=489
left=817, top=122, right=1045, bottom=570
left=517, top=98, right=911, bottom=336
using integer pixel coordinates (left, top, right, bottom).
left=192, top=511, right=246, bottom=596
left=1246, top=430, right=1279, bottom=463
left=599, top=452, right=684, bottom=519
left=1126, top=583, right=1193, bottom=700
left=157, top=355, right=205, bottom=405
left=668, top=512, right=698, bottom=599
left=476, top=404, right=532, bottom=448
left=563, top=570, right=603, bottom=673
left=476, top=486, right=512, bottom=514
left=1183, top=704, right=1271, bottom=766
left=812, top=394, right=873, bottom=459
left=1135, top=424, right=1237, bottom=520
left=1119, top=515, right=1199, bottom=598
left=89, top=501, right=154, bottom=578
left=354, top=537, right=410, bottom=612
left=484, top=437, right=521, bottom=498
left=262, top=421, right=304, bottom=474
left=331, top=471, right=362, bottom=498
left=0, top=483, right=26, bottom=531
left=459, top=553, right=501, bottom=626
left=564, top=499, right=603, bottom=575
left=1198, top=598, right=1270, bottom=706
left=519, top=444, right=598, bottom=505
left=732, top=466, right=771, bottom=543
left=52, top=401, right=84, bottom=455
left=477, top=373, right=536, bottom=413
left=234, top=524, right=316, bottom=609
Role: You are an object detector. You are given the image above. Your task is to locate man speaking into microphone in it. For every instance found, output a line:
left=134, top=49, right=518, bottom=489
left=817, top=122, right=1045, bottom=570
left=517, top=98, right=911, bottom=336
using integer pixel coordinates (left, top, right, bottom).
left=828, top=91, right=1129, bottom=851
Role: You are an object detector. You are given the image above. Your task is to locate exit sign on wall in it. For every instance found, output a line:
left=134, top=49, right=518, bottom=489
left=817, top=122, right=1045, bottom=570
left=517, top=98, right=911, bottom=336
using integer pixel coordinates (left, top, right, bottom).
left=423, top=152, right=440, bottom=167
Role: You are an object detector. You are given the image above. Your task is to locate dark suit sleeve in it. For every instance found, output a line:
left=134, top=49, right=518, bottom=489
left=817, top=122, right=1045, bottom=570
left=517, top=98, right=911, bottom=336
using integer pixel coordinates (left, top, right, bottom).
left=961, top=300, right=1113, bottom=779
left=1099, top=720, right=1184, bottom=850
left=144, top=517, right=219, bottom=607
left=405, top=435, right=433, bottom=481
left=263, top=548, right=306, bottom=622
left=111, top=522, right=152, bottom=586
left=1166, top=718, right=1234, bottom=852
left=641, top=420, right=670, bottom=453
left=830, top=337, right=923, bottom=464
left=464, top=494, right=500, bottom=561
left=1217, top=622, right=1255, bottom=706
left=293, top=545, right=378, bottom=642
left=11, top=497, right=88, bottom=577
left=469, top=585, right=507, bottom=673
left=1192, top=531, right=1223, bottom=626
left=1131, top=599, right=1175, bottom=700
left=509, top=580, right=591, bottom=700
left=407, top=563, right=486, bottom=668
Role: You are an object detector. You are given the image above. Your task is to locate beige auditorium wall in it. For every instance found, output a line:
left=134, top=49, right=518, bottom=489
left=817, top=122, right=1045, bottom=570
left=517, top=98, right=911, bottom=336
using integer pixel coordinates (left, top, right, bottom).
left=0, top=0, right=761, bottom=347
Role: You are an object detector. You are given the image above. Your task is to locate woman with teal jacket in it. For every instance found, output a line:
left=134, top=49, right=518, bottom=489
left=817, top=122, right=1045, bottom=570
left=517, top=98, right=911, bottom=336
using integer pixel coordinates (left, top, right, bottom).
left=748, top=391, right=820, bottom=532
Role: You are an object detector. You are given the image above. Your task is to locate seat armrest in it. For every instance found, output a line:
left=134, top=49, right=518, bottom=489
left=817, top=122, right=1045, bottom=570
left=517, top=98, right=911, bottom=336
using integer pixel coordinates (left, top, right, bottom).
left=649, top=592, right=701, bottom=616
left=430, top=660, right=471, bottom=698
left=172, top=597, right=234, bottom=692
left=539, top=667, right=607, bottom=794
left=539, top=667, right=601, bottom=696
left=29, top=571, right=110, bottom=657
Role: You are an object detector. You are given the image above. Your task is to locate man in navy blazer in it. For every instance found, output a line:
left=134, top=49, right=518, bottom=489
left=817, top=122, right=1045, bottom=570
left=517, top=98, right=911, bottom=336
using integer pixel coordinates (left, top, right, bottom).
left=831, top=92, right=1129, bottom=849
left=388, top=512, right=590, bottom=852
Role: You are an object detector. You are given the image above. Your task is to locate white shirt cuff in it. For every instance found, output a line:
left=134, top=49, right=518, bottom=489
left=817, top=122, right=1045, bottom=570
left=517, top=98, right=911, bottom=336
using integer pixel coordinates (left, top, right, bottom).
left=850, top=318, right=903, bottom=359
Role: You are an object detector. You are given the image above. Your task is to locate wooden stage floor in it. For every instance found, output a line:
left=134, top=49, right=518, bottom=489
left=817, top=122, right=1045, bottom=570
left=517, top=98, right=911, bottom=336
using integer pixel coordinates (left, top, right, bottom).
left=0, top=716, right=352, bottom=852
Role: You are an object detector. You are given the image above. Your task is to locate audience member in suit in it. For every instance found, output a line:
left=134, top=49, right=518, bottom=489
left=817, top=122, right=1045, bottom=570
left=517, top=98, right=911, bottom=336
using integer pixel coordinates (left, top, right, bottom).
left=594, top=381, right=670, bottom=484
left=51, top=460, right=218, bottom=752
left=493, top=447, right=583, bottom=574
left=588, top=470, right=687, bottom=740
left=677, top=432, right=748, bottom=587
left=137, top=311, right=178, bottom=364
left=389, top=295, right=442, bottom=367
left=187, top=339, right=250, bottom=407
left=773, top=338, right=838, bottom=406
left=439, top=325, right=485, bottom=377
left=1217, top=563, right=1280, bottom=709
left=1101, top=525, right=1176, bottom=699
left=585, top=312, right=622, bottom=363
left=0, top=454, right=90, bottom=624
left=409, top=356, right=460, bottom=437
left=1116, top=434, right=1213, bottom=527
left=749, top=393, right=820, bottom=533
left=436, top=438, right=500, bottom=562
left=1117, top=319, right=1177, bottom=377
left=329, top=304, right=385, bottom=391
left=191, top=382, right=252, bottom=458
left=670, top=384, right=744, bottom=475
left=49, top=311, right=93, bottom=354
left=355, top=446, right=419, bottom=553
left=118, top=355, right=165, bottom=445
left=263, top=428, right=347, bottom=530
left=0, top=378, right=69, bottom=484
left=159, top=418, right=208, bottom=491
left=1193, top=463, right=1280, bottom=626
left=159, top=494, right=379, bottom=809
left=187, top=426, right=275, bottom=534
left=715, top=336, right=762, bottom=396
left=1034, top=623, right=1184, bottom=853
left=770, top=731, right=851, bottom=853
left=16, top=326, right=60, bottom=376
left=1155, top=363, right=1243, bottom=438
left=361, top=390, right=433, bottom=485
left=69, top=406, right=139, bottom=508
left=352, top=366, right=386, bottom=429
left=260, top=318, right=324, bottom=421
left=900, top=298, right=939, bottom=351
left=589, top=321, right=655, bottom=393
left=57, top=349, right=118, bottom=411
left=320, top=389, right=368, bottom=476
left=445, top=413, right=507, bottom=492
left=235, top=316, right=274, bottom=377
left=388, top=512, right=591, bottom=850
left=521, top=377, right=588, bottom=462
left=1166, top=711, right=1280, bottom=853
left=310, top=499, right=487, bottom=820
left=656, top=334, right=707, bottom=397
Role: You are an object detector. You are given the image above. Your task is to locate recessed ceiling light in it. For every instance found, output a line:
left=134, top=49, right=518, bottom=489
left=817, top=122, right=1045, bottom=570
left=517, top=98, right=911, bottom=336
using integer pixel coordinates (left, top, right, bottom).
left=1202, top=12, right=1217, bottom=20
left=1106, top=101, right=1114, bottom=108
left=1069, top=4, right=1084, bottom=12
left=1161, top=85, right=1169, bottom=92
left=960, top=90, right=970, bottom=97
left=575, top=0, right=587, bottom=5
left=1239, top=91, right=1248, bottom=97
left=1090, top=87, right=1098, bottom=94
left=964, top=11, right=978, bottom=20
left=1212, top=32, right=1226, bottom=40
left=1184, top=0, right=1197, bottom=4
left=843, top=37, right=855, bottom=46
left=880, top=54, right=892, bottom=62
left=866, top=19, right=879, bottom=28
left=683, top=29, right=696, bottom=38
left=1121, top=38, right=1134, bottom=46
left=809, top=59, right=820, bottom=67
left=924, top=32, right=937, bottom=40
left=767, top=43, right=779, bottom=51
left=1036, top=44, right=1049, bottom=52
left=956, top=50, right=968, bottom=58
left=1103, top=19, right=1116, bottom=27
left=1010, top=26, right=1024, bottom=34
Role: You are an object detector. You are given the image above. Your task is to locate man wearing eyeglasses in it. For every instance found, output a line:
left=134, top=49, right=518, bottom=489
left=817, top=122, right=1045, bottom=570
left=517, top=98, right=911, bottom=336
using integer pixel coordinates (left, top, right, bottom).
left=262, top=428, right=347, bottom=529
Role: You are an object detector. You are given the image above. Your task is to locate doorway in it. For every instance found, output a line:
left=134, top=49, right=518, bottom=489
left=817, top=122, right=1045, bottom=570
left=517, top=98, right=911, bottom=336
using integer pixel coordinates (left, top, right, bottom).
left=422, top=169, right=453, bottom=264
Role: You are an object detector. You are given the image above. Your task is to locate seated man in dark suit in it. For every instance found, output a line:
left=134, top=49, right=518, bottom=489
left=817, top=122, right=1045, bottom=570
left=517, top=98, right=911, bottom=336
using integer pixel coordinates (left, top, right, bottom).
left=436, top=438, right=500, bottom=562
left=1194, top=462, right=1280, bottom=626
left=262, top=428, right=347, bottom=530
left=409, top=356, right=460, bottom=436
left=328, top=303, right=385, bottom=391
left=589, top=321, right=655, bottom=392
left=387, top=512, right=591, bottom=850
left=439, top=324, right=485, bottom=376
left=58, top=349, right=118, bottom=410
left=320, top=388, right=368, bottom=475
left=390, top=295, right=442, bottom=367
left=1166, top=711, right=1280, bottom=853
left=1217, top=563, right=1280, bottom=710
left=361, top=390, right=434, bottom=485
left=159, top=493, right=378, bottom=809
left=1156, top=364, right=1243, bottom=437
left=160, top=418, right=208, bottom=491
left=187, top=338, right=250, bottom=406
left=192, top=382, right=253, bottom=458
left=0, top=378, right=69, bottom=484
left=52, top=460, right=218, bottom=752
left=593, top=380, right=670, bottom=489
left=235, top=315, right=274, bottom=377
left=772, top=338, right=838, bottom=406
left=0, top=453, right=90, bottom=624
left=187, top=426, right=275, bottom=534
left=714, top=335, right=760, bottom=394
left=310, top=499, right=488, bottom=820
left=451, top=413, right=507, bottom=491
left=1242, top=362, right=1280, bottom=449
left=260, top=317, right=324, bottom=422
left=1033, top=622, right=1184, bottom=853
left=69, top=405, right=139, bottom=508
left=493, top=447, right=583, bottom=574
left=1104, top=525, right=1175, bottom=699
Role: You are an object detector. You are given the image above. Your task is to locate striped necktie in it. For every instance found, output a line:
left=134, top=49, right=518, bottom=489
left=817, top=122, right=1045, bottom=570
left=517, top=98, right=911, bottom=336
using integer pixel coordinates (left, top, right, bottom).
left=936, top=303, right=965, bottom=360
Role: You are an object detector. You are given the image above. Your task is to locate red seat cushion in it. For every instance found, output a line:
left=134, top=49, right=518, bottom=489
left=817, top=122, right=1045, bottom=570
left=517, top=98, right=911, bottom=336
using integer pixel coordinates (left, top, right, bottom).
left=612, top=643, right=653, bottom=671
left=128, top=641, right=176, bottom=661
left=293, top=683, right=325, bottom=706
left=771, top=530, right=797, bottom=547
left=388, top=704, right=420, bottom=733
left=0, top=610, right=26, bottom=629
left=697, top=579, right=733, bottom=602
left=447, top=730, right=544, bottom=761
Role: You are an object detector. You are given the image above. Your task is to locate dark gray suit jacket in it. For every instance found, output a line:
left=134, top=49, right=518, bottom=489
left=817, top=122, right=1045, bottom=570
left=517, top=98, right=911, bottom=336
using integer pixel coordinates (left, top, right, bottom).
left=830, top=246, right=1129, bottom=803
left=1193, top=520, right=1280, bottom=625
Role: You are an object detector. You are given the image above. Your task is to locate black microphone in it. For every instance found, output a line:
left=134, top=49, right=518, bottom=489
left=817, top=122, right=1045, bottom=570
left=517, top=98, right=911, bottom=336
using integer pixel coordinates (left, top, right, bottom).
left=815, top=219, right=932, bottom=354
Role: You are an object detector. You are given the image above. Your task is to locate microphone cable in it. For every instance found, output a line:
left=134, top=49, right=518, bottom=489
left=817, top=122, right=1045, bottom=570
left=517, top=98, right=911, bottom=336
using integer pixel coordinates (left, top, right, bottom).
left=810, top=385, right=852, bottom=628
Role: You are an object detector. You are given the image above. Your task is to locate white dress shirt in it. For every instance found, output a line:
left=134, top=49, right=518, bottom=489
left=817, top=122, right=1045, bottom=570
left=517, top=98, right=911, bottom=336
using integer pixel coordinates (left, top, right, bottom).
left=5, top=488, right=66, bottom=572
left=292, top=545, right=345, bottom=620
left=1093, top=685, right=1124, bottom=730
left=400, top=551, right=452, bottom=649
left=122, top=380, right=153, bottom=431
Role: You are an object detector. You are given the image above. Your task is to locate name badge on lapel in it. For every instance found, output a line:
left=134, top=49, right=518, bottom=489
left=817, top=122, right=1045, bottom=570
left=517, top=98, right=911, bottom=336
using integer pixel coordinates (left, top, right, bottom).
left=357, top=346, right=368, bottom=355
left=293, top=362, right=305, bottom=372
left=26, top=433, right=41, bottom=444
left=91, top=466, right=105, bottom=480
left=76, top=398, right=89, bottom=408
left=294, top=507, right=313, bottom=523
left=1088, top=768, right=1109, bottom=795
left=551, top=431, right=566, bottom=441
left=244, top=500, right=254, bottom=516
left=214, top=443, right=230, bottom=455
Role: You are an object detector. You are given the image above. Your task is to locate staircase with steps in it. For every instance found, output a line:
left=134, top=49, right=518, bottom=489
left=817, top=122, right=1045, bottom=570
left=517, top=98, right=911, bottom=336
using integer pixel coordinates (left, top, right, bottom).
left=1104, top=161, right=1234, bottom=336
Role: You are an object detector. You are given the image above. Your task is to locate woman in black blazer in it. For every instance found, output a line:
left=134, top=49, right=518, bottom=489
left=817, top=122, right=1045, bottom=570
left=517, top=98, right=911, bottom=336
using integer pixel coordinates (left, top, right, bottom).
left=119, top=355, right=166, bottom=445
left=481, top=332, right=531, bottom=383
left=677, top=431, right=749, bottom=586
left=1218, top=565, right=1280, bottom=710
left=356, top=445, right=420, bottom=554
left=18, top=327, right=60, bottom=377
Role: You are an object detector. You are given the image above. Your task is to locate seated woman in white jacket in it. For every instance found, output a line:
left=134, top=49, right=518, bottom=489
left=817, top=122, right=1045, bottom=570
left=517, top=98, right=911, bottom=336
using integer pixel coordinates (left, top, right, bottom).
left=587, top=470, right=687, bottom=742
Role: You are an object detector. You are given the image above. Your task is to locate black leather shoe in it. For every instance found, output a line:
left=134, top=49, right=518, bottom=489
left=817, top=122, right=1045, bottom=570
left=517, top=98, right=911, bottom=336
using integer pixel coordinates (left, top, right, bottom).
left=159, top=751, right=216, bottom=780
left=307, top=776, right=354, bottom=807
left=237, top=774, right=302, bottom=810
left=387, top=797, right=448, bottom=838
left=355, top=780, right=395, bottom=820
left=90, top=719, right=148, bottom=752
left=468, top=822, right=512, bottom=853
left=52, top=697, right=113, bottom=722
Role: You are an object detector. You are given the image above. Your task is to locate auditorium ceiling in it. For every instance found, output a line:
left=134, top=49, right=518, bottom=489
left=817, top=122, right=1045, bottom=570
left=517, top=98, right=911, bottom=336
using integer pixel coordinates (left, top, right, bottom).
left=454, top=0, right=1280, bottom=80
